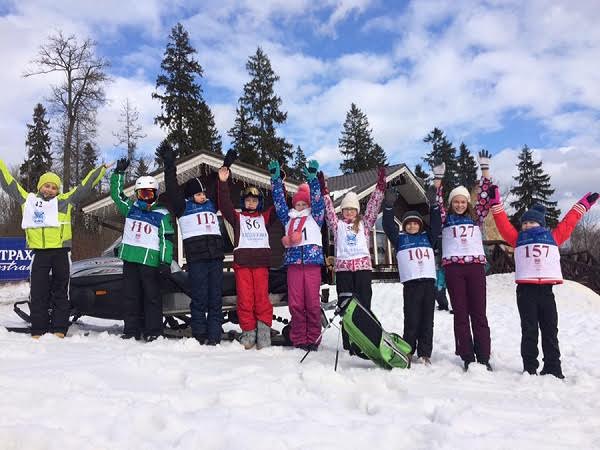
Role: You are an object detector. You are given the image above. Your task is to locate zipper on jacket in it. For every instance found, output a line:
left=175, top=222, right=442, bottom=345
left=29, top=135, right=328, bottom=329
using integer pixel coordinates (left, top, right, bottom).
left=42, top=228, right=46, bottom=248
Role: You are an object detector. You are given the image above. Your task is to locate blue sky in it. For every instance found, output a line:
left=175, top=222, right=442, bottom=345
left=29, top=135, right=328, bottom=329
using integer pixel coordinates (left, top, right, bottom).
left=0, top=0, right=599, bottom=215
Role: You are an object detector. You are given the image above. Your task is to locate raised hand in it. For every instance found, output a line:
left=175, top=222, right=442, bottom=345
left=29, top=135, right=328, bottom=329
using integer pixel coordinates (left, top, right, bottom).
left=218, top=166, right=230, bottom=182
left=488, top=184, right=501, bottom=206
left=432, top=159, right=445, bottom=180
left=115, top=158, right=130, bottom=173
left=317, top=171, right=329, bottom=195
left=578, top=192, right=599, bottom=211
left=303, top=160, right=319, bottom=181
left=158, top=143, right=175, bottom=168
left=223, top=149, right=238, bottom=168
left=268, top=160, right=280, bottom=180
left=376, top=166, right=387, bottom=190
left=384, top=189, right=397, bottom=207
left=478, top=149, right=492, bottom=171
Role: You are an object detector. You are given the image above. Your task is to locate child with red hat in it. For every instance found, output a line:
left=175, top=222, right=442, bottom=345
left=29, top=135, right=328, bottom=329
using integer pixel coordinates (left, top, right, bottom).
left=269, top=159, right=325, bottom=351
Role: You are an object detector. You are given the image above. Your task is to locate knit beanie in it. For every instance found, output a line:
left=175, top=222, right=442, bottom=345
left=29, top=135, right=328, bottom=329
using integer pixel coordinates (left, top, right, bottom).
left=448, top=186, right=471, bottom=205
left=184, top=177, right=205, bottom=198
left=401, top=210, right=423, bottom=229
left=37, top=172, right=62, bottom=192
left=340, top=192, right=360, bottom=211
left=521, top=203, right=547, bottom=228
left=292, top=183, right=310, bottom=206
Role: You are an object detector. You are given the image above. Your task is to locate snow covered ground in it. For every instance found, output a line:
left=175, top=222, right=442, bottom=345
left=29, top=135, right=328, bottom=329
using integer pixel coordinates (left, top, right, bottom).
left=1, top=274, right=600, bottom=450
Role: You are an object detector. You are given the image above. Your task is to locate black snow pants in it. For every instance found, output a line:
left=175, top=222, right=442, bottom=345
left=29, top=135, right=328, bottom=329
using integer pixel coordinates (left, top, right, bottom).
left=122, top=261, right=162, bottom=337
left=336, top=270, right=372, bottom=351
left=402, top=278, right=436, bottom=358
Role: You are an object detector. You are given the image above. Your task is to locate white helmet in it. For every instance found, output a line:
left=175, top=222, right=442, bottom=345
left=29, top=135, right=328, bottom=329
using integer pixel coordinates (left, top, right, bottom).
left=135, top=176, right=159, bottom=193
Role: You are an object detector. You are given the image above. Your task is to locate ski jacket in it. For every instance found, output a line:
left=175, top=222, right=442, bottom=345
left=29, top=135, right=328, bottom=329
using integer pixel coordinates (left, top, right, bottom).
left=383, top=202, right=442, bottom=282
left=437, top=178, right=493, bottom=266
left=163, top=164, right=224, bottom=262
left=324, top=185, right=384, bottom=272
left=0, top=159, right=105, bottom=249
left=491, top=202, right=585, bottom=284
left=271, top=177, right=325, bottom=266
left=217, top=179, right=277, bottom=267
left=110, top=172, right=173, bottom=267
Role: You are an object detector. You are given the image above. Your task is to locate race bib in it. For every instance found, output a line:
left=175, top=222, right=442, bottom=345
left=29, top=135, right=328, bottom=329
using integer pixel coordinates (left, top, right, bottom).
left=21, top=193, right=59, bottom=229
left=237, top=215, right=270, bottom=249
left=336, top=221, right=370, bottom=260
left=287, top=213, right=322, bottom=247
left=396, top=246, right=436, bottom=282
left=442, top=223, right=484, bottom=258
left=179, top=211, right=221, bottom=240
left=122, top=217, right=160, bottom=251
left=515, top=243, right=562, bottom=281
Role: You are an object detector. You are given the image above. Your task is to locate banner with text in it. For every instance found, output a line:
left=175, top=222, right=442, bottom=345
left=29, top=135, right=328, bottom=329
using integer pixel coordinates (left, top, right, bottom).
left=0, top=238, right=32, bottom=281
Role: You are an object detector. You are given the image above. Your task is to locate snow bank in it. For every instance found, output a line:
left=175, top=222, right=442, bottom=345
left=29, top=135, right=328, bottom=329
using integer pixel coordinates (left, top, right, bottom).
left=1, top=274, right=599, bottom=449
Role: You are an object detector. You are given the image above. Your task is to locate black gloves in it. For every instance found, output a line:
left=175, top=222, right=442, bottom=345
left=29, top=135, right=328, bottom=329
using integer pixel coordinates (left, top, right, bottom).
left=116, top=158, right=130, bottom=173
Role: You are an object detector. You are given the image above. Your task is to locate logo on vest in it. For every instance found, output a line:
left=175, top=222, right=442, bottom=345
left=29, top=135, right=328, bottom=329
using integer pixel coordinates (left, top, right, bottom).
left=33, top=210, right=45, bottom=225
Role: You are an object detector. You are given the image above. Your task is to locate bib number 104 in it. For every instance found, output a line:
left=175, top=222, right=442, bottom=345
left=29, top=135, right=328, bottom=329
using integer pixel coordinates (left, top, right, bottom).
left=408, top=248, right=431, bottom=260
left=452, top=225, right=475, bottom=238
left=524, top=244, right=550, bottom=258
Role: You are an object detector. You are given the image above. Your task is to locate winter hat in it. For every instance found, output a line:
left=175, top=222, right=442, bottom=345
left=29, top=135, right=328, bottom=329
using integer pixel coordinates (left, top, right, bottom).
left=37, top=172, right=62, bottom=192
left=340, top=192, right=360, bottom=211
left=521, top=203, right=547, bottom=228
left=448, top=186, right=471, bottom=205
left=401, top=210, right=423, bottom=229
left=184, top=177, right=205, bottom=198
left=292, top=183, right=310, bottom=206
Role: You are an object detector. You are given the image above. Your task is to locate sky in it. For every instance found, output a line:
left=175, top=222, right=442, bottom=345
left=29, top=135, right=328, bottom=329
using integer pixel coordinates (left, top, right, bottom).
left=0, top=0, right=599, bottom=216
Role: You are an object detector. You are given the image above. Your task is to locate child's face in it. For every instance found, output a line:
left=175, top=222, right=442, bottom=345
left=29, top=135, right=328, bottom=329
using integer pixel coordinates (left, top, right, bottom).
left=194, top=192, right=207, bottom=204
left=342, top=208, right=358, bottom=221
left=404, top=221, right=421, bottom=234
left=294, top=200, right=308, bottom=211
left=451, top=196, right=468, bottom=215
left=244, top=196, right=259, bottom=210
left=521, top=220, right=540, bottom=231
left=39, top=182, right=59, bottom=199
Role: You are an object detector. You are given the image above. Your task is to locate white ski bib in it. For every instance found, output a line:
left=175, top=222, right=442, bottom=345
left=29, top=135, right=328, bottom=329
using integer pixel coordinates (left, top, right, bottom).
left=21, top=194, right=59, bottom=229
left=287, top=210, right=322, bottom=247
left=336, top=221, right=370, bottom=260
left=442, top=224, right=484, bottom=258
left=515, top=243, right=562, bottom=281
left=236, top=215, right=270, bottom=249
left=396, top=246, right=436, bottom=283
left=122, top=217, right=160, bottom=251
left=178, top=211, right=221, bottom=240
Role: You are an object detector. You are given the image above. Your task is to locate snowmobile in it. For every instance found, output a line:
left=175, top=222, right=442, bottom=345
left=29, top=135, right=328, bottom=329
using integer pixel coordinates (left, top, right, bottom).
left=10, top=256, right=333, bottom=344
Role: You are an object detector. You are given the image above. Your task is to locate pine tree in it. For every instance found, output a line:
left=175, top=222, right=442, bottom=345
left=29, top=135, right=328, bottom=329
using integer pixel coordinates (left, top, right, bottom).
left=20, top=103, right=52, bottom=192
left=80, top=142, right=99, bottom=192
left=370, top=143, right=388, bottom=167
left=288, top=145, right=307, bottom=181
left=152, top=22, right=221, bottom=159
left=134, top=157, right=151, bottom=180
left=509, top=145, right=561, bottom=228
left=229, top=47, right=292, bottom=168
left=414, top=164, right=430, bottom=189
left=154, top=139, right=172, bottom=168
left=422, top=128, right=460, bottom=194
left=339, top=103, right=375, bottom=174
left=457, top=142, right=478, bottom=191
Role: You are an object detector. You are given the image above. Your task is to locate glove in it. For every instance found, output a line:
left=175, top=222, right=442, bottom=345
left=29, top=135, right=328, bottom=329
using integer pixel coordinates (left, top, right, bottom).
left=432, top=159, right=445, bottom=180
left=488, top=184, right=501, bottom=206
left=478, top=149, right=492, bottom=171
left=376, top=167, right=387, bottom=190
left=223, top=149, right=238, bottom=168
left=384, top=190, right=397, bottom=207
left=318, top=171, right=329, bottom=195
left=268, top=160, right=280, bottom=180
left=578, top=192, right=599, bottom=211
left=426, top=186, right=437, bottom=206
left=157, top=143, right=175, bottom=168
left=115, top=158, right=130, bottom=173
left=302, top=160, right=319, bottom=181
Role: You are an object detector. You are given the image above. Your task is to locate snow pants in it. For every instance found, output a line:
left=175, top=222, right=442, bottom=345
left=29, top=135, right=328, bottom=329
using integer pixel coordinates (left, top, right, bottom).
left=188, top=259, right=224, bottom=342
left=445, top=263, right=491, bottom=363
left=29, top=248, right=71, bottom=336
left=287, top=264, right=322, bottom=346
left=335, top=270, right=372, bottom=350
left=234, top=265, right=273, bottom=331
left=403, top=279, right=436, bottom=358
left=516, top=284, right=561, bottom=373
left=122, top=261, right=162, bottom=337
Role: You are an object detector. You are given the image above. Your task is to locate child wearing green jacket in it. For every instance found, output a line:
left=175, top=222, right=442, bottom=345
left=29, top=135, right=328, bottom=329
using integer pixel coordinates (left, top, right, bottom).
left=110, top=158, right=174, bottom=341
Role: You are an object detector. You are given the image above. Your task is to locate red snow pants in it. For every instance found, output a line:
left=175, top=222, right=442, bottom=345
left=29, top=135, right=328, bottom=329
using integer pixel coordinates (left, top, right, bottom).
left=234, top=265, right=273, bottom=331
left=287, top=264, right=322, bottom=346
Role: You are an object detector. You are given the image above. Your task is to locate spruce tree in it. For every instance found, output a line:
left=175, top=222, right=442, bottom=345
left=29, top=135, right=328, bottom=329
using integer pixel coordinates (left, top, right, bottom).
left=154, top=139, right=172, bottom=168
left=370, top=143, right=388, bottom=167
left=20, top=103, right=52, bottom=192
left=134, top=157, right=151, bottom=179
left=509, top=145, right=561, bottom=228
left=339, top=103, right=375, bottom=174
left=288, top=145, right=307, bottom=181
left=414, top=164, right=430, bottom=189
left=422, top=127, right=460, bottom=194
left=152, top=22, right=221, bottom=159
left=229, top=47, right=292, bottom=168
left=457, top=142, right=478, bottom=190
left=80, top=142, right=100, bottom=192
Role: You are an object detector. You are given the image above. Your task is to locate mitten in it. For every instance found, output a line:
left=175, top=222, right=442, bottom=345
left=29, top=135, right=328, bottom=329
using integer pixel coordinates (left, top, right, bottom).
left=302, top=160, right=319, bottom=181
left=115, top=158, right=130, bottom=173
left=478, top=149, right=492, bottom=171
left=488, top=185, right=501, bottom=206
left=223, top=149, right=238, bottom=168
left=268, top=161, right=280, bottom=180
left=318, top=171, right=329, bottom=195
left=376, top=167, right=387, bottom=190
left=158, top=143, right=175, bottom=168
left=578, top=192, right=599, bottom=211
left=384, top=190, right=397, bottom=207
left=432, top=160, right=445, bottom=180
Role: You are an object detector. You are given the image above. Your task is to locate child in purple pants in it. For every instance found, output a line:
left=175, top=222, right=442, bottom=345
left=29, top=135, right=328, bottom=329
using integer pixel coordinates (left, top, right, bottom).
left=269, top=159, right=325, bottom=351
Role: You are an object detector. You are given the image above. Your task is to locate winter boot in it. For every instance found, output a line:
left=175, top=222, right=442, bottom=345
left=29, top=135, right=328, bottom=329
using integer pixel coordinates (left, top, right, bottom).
left=239, top=329, right=257, bottom=350
left=121, top=333, right=142, bottom=341
left=256, top=321, right=272, bottom=350
left=53, top=332, right=65, bottom=339
left=418, top=356, right=432, bottom=365
left=540, top=366, right=565, bottom=379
